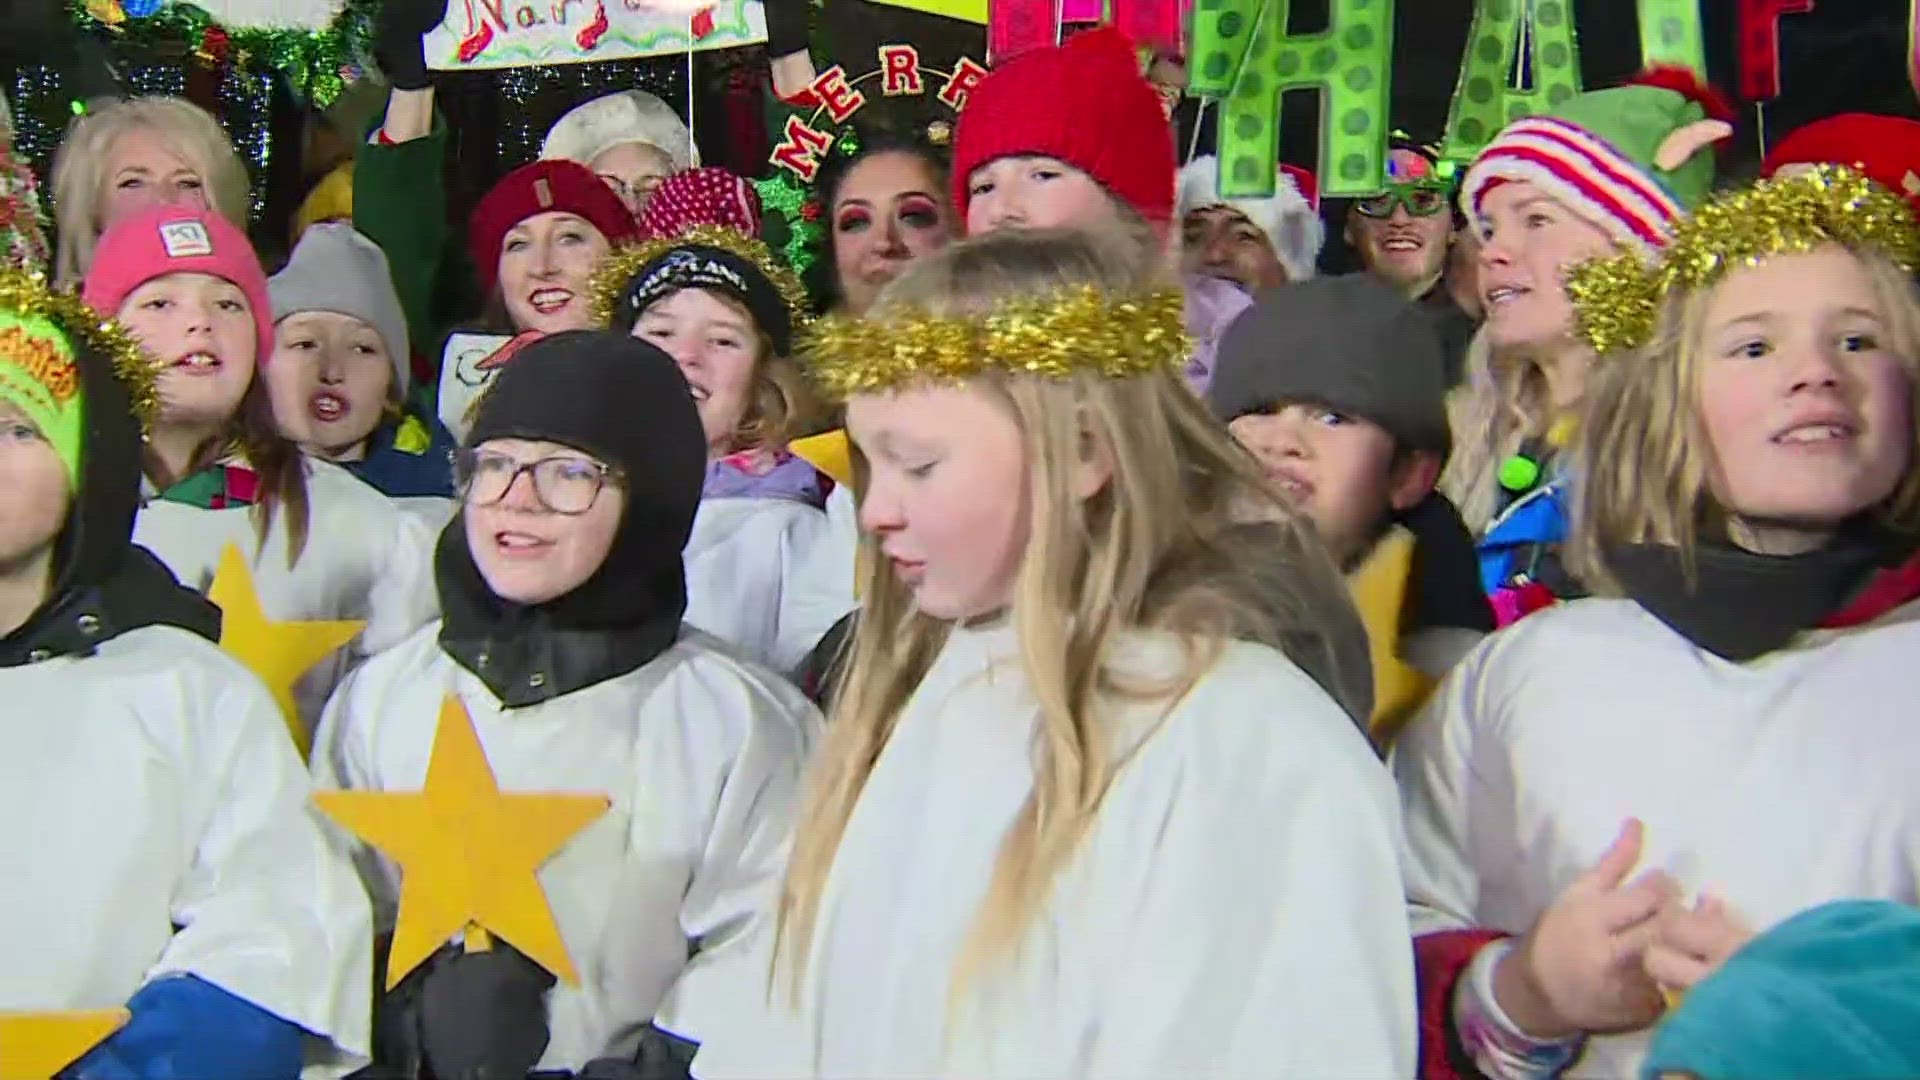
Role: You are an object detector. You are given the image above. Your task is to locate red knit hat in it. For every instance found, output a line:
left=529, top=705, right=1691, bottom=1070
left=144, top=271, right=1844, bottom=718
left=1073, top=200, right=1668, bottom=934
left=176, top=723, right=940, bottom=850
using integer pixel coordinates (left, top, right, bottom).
left=950, top=27, right=1176, bottom=226
left=1762, top=114, right=1920, bottom=217
left=82, top=205, right=275, bottom=366
left=469, top=160, right=640, bottom=293
left=637, top=167, right=763, bottom=240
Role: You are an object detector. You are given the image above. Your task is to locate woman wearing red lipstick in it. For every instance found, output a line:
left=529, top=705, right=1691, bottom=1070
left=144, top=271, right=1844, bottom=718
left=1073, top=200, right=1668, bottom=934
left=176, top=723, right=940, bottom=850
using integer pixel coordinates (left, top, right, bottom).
left=82, top=206, right=440, bottom=745
left=1399, top=166, right=1920, bottom=1080
left=812, top=132, right=956, bottom=318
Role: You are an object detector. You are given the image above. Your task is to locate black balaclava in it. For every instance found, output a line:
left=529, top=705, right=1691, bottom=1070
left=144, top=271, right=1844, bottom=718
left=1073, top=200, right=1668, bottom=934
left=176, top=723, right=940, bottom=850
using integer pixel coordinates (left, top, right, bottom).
left=436, top=330, right=707, bottom=705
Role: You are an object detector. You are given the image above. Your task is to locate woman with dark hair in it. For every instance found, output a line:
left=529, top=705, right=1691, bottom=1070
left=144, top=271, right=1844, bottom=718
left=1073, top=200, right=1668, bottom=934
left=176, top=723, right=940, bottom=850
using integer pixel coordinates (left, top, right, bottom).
left=804, top=128, right=957, bottom=316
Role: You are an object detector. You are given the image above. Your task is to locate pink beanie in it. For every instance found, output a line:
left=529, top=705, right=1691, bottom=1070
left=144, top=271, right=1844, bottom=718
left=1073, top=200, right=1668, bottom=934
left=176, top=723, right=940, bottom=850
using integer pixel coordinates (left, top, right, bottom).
left=82, top=206, right=275, bottom=365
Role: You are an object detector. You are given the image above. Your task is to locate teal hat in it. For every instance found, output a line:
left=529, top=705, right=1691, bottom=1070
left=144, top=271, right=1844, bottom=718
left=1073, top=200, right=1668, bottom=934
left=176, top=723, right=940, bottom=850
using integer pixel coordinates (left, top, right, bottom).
left=1642, top=899, right=1920, bottom=1080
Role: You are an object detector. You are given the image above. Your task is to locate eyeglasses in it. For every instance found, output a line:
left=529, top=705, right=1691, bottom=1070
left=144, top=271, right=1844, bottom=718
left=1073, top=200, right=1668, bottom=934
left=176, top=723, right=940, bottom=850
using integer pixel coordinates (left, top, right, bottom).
left=597, top=173, right=663, bottom=204
left=1356, top=183, right=1452, bottom=219
left=454, top=449, right=622, bottom=515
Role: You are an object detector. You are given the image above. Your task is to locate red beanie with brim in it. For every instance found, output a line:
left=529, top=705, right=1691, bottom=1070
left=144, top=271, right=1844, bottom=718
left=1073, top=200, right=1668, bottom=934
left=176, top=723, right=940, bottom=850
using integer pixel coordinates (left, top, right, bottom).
left=470, top=160, right=640, bottom=293
left=950, top=27, right=1176, bottom=226
left=1762, top=113, right=1920, bottom=217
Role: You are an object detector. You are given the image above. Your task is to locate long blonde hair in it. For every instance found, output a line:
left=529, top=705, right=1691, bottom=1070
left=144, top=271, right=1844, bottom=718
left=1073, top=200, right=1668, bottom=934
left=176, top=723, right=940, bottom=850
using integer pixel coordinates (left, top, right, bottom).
left=775, top=227, right=1356, bottom=1006
left=51, top=97, right=251, bottom=286
left=1568, top=244, right=1920, bottom=593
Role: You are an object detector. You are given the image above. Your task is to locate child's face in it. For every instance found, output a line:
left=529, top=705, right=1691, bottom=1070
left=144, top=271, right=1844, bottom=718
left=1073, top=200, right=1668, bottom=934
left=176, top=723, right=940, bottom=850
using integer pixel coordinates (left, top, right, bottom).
left=965, top=157, right=1128, bottom=236
left=849, top=383, right=1031, bottom=620
left=632, top=288, right=758, bottom=456
left=1697, top=244, right=1913, bottom=550
left=265, top=311, right=393, bottom=460
left=1475, top=180, right=1615, bottom=350
left=1182, top=206, right=1286, bottom=293
left=589, top=141, right=675, bottom=218
left=462, top=437, right=626, bottom=605
left=498, top=211, right=611, bottom=336
left=117, top=271, right=256, bottom=430
left=1227, top=404, right=1433, bottom=564
left=101, top=126, right=210, bottom=231
left=0, top=403, right=70, bottom=573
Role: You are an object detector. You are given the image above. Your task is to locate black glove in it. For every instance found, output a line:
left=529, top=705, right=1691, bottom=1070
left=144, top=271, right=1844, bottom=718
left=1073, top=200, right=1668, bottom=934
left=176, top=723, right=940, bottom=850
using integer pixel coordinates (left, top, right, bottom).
left=374, top=0, right=446, bottom=91
left=763, top=0, right=812, bottom=60
left=418, top=942, right=556, bottom=1080
left=573, top=1023, right=698, bottom=1080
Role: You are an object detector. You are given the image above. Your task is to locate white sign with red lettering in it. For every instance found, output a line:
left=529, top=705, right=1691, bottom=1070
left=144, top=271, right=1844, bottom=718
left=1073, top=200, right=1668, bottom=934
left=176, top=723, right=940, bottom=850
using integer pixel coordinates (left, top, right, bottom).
left=424, top=0, right=766, bottom=70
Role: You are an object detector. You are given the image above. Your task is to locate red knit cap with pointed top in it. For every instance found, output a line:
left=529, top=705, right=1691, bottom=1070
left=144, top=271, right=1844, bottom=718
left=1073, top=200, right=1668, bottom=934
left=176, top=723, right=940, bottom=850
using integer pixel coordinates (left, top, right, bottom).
left=950, top=27, right=1176, bottom=227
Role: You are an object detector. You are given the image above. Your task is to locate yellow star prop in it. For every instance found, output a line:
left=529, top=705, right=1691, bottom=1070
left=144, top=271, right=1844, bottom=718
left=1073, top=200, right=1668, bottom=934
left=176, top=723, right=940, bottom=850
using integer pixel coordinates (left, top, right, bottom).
left=0, top=1009, right=128, bottom=1080
left=209, top=543, right=364, bottom=758
left=791, top=429, right=854, bottom=489
left=312, top=696, right=611, bottom=988
left=1347, top=526, right=1436, bottom=750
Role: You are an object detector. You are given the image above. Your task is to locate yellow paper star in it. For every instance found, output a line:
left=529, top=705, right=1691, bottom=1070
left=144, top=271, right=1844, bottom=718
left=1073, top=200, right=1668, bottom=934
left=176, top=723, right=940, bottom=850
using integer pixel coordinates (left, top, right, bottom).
left=1348, top=526, right=1436, bottom=749
left=791, top=429, right=853, bottom=489
left=0, top=1009, right=128, bottom=1080
left=208, top=543, right=365, bottom=758
left=312, top=696, right=611, bottom=988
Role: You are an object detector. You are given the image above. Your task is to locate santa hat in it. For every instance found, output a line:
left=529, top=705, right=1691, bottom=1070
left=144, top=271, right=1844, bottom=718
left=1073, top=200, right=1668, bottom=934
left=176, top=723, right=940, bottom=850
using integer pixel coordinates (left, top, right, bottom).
left=541, top=90, right=698, bottom=173
left=1177, top=156, right=1324, bottom=282
left=1762, top=113, right=1920, bottom=217
left=1462, top=67, right=1733, bottom=253
left=950, top=27, right=1176, bottom=225
left=469, top=160, right=640, bottom=294
left=82, top=206, right=275, bottom=367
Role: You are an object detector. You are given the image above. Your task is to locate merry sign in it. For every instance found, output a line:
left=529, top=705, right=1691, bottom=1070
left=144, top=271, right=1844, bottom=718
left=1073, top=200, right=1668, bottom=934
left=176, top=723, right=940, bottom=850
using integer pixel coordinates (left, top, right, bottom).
left=769, top=44, right=988, bottom=181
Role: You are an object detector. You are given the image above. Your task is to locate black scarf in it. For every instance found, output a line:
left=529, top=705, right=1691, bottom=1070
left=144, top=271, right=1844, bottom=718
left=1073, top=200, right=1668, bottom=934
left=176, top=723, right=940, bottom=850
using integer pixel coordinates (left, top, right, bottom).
left=436, top=331, right=707, bottom=706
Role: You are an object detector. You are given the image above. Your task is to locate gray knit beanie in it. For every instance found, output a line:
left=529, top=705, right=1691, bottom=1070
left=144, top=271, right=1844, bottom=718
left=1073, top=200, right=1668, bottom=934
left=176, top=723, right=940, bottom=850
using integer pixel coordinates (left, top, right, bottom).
left=268, top=222, right=410, bottom=397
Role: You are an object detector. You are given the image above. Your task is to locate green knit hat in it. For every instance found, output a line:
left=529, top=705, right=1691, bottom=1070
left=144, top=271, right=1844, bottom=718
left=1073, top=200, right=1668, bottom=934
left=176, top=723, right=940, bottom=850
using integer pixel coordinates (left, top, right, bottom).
left=1462, top=69, right=1733, bottom=253
left=0, top=310, right=83, bottom=488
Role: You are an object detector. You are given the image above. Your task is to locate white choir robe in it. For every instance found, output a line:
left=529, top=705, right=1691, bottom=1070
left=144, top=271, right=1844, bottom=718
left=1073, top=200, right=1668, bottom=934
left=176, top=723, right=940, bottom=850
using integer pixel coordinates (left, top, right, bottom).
left=693, top=621, right=1415, bottom=1079
left=135, top=458, right=441, bottom=735
left=684, top=496, right=836, bottom=675
left=0, top=626, right=374, bottom=1077
left=311, top=624, right=821, bottom=1073
left=1394, top=597, right=1920, bottom=1079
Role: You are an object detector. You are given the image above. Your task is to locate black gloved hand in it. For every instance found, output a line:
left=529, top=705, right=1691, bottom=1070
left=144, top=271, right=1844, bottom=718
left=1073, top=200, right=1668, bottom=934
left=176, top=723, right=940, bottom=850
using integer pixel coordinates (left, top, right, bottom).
left=374, top=0, right=446, bottom=91
left=763, top=0, right=812, bottom=60
left=418, top=942, right=556, bottom=1080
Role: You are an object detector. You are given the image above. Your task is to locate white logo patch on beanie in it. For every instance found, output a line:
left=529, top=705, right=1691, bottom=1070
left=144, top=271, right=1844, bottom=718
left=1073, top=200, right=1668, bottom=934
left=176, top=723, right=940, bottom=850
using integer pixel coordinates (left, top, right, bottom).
left=160, top=220, right=213, bottom=258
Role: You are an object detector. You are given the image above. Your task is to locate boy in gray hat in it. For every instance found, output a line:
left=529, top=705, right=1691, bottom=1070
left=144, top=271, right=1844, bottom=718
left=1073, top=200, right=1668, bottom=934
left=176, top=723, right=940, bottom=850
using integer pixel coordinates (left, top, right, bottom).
left=1210, top=273, right=1492, bottom=745
left=266, top=222, right=456, bottom=506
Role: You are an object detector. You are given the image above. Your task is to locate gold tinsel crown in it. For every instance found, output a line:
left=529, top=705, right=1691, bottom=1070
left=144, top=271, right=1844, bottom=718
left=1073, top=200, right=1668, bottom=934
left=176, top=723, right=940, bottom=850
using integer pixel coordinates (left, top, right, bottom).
left=1567, top=164, right=1920, bottom=355
left=0, top=266, right=160, bottom=432
left=802, top=286, right=1192, bottom=399
left=588, top=224, right=812, bottom=333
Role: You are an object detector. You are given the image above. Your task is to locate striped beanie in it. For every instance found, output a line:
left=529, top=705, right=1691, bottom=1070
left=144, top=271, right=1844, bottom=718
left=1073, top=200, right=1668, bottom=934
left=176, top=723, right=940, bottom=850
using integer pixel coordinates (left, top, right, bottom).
left=1462, top=68, right=1733, bottom=253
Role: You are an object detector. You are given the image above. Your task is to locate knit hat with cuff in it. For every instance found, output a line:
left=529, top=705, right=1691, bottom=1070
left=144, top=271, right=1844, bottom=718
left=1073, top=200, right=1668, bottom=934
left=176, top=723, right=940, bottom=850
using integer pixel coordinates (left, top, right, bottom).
left=82, top=205, right=275, bottom=367
left=1209, top=273, right=1451, bottom=456
left=469, top=159, right=640, bottom=294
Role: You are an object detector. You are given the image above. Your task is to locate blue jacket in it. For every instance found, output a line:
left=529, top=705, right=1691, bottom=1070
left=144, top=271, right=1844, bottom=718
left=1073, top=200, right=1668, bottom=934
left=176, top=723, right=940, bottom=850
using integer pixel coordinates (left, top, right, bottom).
left=67, top=974, right=306, bottom=1080
left=1477, top=480, right=1569, bottom=595
left=342, top=412, right=457, bottom=500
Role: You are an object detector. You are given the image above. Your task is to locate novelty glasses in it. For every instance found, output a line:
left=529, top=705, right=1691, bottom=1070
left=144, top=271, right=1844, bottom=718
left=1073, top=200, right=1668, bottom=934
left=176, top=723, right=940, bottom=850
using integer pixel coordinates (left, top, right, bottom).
left=1355, top=182, right=1452, bottom=219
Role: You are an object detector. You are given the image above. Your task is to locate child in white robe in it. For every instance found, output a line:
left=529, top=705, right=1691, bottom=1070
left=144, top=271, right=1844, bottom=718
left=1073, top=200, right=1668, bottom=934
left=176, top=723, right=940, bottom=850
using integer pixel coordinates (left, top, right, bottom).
left=0, top=268, right=371, bottom=1078
left=81, top=205, right=438, bottom=740
left=1397, top=166, right=1920, bottom=1080
left=690, top=227, right=1413, bottom=1079
left=312, top=330, right=819, bottom=1078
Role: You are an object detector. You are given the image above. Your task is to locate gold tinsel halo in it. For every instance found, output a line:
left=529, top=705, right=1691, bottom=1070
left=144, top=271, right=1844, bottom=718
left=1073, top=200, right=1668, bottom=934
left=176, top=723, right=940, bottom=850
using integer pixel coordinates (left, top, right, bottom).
left=588, top=224, right=812, bottom=332
left=0, top=266, right=160, bottom=432
left=1567, top=164, right=1920, bottom=354
left=802, top=287, right=1192, bottom=399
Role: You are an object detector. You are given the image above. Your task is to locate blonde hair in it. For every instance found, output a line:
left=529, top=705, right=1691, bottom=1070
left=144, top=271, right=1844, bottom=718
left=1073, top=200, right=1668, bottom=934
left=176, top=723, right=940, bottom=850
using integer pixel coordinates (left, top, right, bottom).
left=1568, top=244, right=1920, bottom=593
left=51, top=97, right=251, bottom=287
left=775, top=227, right=1356, bottom=1011
left=1441, top=328, right=1551, bottom=532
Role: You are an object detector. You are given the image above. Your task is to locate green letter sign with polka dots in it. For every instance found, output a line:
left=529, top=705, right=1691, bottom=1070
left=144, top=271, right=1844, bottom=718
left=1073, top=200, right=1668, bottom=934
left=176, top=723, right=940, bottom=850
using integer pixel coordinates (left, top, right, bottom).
left=1439, top=0, right=1706, bottom=164
left=1188, top=0, right=1396, bottom=199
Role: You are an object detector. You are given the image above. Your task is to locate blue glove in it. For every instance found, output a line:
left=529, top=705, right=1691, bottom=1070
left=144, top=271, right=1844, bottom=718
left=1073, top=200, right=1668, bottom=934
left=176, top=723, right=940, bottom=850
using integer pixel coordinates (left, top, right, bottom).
left=65, top=974, right=305, bottom=1080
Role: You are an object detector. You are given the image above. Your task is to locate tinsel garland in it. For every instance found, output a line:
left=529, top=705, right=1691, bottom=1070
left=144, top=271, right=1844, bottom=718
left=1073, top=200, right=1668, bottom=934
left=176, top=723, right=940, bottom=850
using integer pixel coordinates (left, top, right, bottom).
left=65, top=0, right=379, bottom=108
left=802, top=286, right=1191, bottom=399
left=0, top=266, right=162, bottom=430
left=1567, top=165, right=1920, bottom=355
left=589, top=222, right=812, bottom=330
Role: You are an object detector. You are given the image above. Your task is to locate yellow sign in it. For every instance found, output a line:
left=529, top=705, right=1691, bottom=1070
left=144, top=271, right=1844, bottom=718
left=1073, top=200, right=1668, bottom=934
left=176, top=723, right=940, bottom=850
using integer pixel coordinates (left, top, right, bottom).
left=209, top=543, right=365, bottom=759
left=861, top=0, right=986, bottom=23
left=313, top=697, right=611, bottom=988
left=0, top=1009, right=129, bottom=1080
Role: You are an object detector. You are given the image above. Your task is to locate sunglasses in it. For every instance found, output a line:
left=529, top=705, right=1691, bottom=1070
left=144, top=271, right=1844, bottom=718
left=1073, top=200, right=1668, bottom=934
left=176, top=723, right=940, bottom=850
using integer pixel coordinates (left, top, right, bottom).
left=1356, top=183, right=1453, bottom=219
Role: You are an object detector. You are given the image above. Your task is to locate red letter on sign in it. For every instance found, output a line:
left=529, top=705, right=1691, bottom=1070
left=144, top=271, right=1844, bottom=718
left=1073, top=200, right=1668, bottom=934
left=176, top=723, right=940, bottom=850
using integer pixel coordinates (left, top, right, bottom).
left=938, top=56, right=988, bottom=111
left=880, top=44, right=923, bottom=96
left=810, top=65, right=867, bottom=124
left=770, top=115, right=834, bottom=182
left=1738, top=0, right=1813, bottom=103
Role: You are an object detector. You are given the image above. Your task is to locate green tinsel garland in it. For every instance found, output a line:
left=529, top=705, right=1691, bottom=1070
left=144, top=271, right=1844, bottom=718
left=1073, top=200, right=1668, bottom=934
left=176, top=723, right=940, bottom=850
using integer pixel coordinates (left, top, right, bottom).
left=66, top=0, right=378, bottom=107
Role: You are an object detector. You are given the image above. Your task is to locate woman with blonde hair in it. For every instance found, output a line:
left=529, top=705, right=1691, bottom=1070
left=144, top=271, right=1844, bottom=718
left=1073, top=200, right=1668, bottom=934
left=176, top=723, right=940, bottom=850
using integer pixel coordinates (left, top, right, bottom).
left=688, top=226, right=1407, bottom=1079
left=50, top=95, right=251, bottom=286
left=1399, top=165, right=1920, bottom=1080
left=1439, top=70, right=1732, bottom=624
